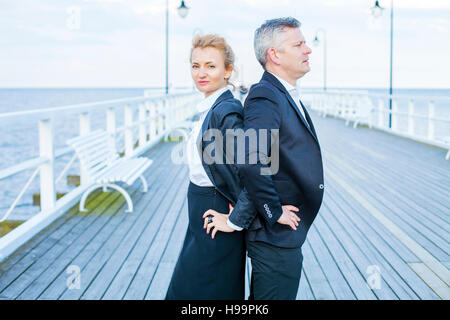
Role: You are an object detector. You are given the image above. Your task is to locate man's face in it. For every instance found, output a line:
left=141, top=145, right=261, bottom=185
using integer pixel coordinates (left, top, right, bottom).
left=277, top=27, right=312, bottom=80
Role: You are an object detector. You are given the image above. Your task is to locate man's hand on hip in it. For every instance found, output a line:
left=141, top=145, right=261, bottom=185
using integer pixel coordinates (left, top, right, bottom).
left=277, top=205, right=300, bottom=230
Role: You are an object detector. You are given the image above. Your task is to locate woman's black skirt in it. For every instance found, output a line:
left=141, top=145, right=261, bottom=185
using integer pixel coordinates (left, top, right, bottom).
left=165, top=182, right=246, bottom=300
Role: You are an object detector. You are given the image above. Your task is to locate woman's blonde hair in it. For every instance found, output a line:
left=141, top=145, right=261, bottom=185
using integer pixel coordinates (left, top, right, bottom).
left=190, top=33, right=236, bottom=85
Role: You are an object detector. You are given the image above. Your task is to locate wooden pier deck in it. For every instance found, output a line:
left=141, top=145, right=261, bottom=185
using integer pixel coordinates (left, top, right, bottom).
left=0, top=112, right=449, bottom=300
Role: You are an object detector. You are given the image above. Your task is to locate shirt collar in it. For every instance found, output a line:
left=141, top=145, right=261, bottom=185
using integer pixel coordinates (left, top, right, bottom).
left=268, top=72, right=298, bottom=94
left=196, top=86, right=229, bottom=113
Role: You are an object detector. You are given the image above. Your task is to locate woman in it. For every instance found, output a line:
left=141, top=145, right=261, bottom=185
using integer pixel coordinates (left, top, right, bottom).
left=165, top=34, right=254, bottom=300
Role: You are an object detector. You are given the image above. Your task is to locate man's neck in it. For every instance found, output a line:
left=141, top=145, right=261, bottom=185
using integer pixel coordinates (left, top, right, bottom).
left=265, top=66, right=298, bottom=87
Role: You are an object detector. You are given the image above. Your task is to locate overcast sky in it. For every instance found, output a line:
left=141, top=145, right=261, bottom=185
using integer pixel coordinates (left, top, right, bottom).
left=1, top=0, right=449, bottom=89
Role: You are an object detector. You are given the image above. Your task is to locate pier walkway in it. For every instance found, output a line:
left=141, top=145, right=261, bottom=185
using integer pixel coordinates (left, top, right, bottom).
left=0, top=112, right=449, bottom=300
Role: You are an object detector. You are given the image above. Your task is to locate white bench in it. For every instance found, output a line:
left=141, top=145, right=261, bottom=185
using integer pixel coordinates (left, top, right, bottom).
left=163, top=119, right=196, bottom=141
left=443, top=136, right=450, bottom=160
left=67, top=130, right=153, bottom=213
left=345, top=98, right=374, bottom=129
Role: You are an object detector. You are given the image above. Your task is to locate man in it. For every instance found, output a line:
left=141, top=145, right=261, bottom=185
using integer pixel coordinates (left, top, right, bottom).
left=228, top=17, right=325, bottom=300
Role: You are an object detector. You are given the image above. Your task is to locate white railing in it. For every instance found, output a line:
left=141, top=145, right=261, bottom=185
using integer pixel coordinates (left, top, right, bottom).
left=0, top=90, right=202, bottom=261
left=304, top=90, right=450, bottom=158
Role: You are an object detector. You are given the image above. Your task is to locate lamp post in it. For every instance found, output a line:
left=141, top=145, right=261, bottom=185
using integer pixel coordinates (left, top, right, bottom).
left=371, top=0, right=394, bottom=128
left=312, top=28, right=327, bottom=91
left=165, top=0, right=190, bottom=95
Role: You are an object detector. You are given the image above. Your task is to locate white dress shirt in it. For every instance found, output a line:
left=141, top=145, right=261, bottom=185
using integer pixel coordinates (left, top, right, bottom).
left=187, top=86, right=229, bottom=187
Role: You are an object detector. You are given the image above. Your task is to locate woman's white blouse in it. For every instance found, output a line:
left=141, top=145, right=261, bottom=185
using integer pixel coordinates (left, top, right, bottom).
left=187, top=87, right=229, bottom=187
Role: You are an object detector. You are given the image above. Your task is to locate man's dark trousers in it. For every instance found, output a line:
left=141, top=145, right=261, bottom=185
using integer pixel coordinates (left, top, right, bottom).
left=247, top=239, right=303, bottom=300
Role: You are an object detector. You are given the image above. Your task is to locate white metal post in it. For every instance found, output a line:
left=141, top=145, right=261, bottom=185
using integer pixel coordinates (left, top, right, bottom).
left=38, top=118, right=56, bottom=212
left=165, top=98, right=171, bottom=131
left=79, top=112, right=90, bottom=185
left=124, top=105, right=134, bottom=156
left=149, top=101, right=157, bottom=140
left=158, top=100, right=164, bottom=134
left=428, top=100, right=435, bottom=140
left=79, top=112, right=90, bottom=135
left=408, top=99, right=415, bottom=136
left=378, top=99, right=384, bottom=128
left=139, top=103, right=147, bottom=147
left=391, top=99, right=398, bottom=131
left=106, top=108, right=116, bottom=134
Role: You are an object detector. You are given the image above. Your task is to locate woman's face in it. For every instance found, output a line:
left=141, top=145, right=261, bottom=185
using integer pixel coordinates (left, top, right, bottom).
left=191, top=46, right=232, bottom=98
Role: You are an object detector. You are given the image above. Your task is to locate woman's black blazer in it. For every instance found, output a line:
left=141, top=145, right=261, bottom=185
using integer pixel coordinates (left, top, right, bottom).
left=197, top=89, right=257, bottom=227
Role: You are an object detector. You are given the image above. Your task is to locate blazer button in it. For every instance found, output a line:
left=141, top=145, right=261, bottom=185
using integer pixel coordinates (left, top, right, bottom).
left=319, top=184, right=324, bottom=189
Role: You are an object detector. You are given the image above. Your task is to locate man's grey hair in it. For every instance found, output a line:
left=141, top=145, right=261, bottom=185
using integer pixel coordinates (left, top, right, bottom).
left=254, top=17, right=301, bottom=68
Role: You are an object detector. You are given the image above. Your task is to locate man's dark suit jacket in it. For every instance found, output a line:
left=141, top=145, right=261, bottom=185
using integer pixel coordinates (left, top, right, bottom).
left=229, top=71, right=325, bottom=249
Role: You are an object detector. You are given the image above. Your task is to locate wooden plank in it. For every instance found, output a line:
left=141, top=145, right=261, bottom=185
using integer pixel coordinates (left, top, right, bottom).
left=408, top=263, right=450, bottom=300
left=305, top=220, right=357, bottom=299
left=19, top=146, right=168, bottom=299
left=325, top=183, right=439, bottom=300
left=309, top=217, right=375, bottom=299
left=2, top=144, right=168, bottom=299
left=75, top=161, right=186, bottom=299
left=324, top=152, right=449, bottom=262
left=145, top=199, right=189, bottom=299
left=120, top=170, right=189, bottom=300
left=325, top=140, right=450, bottom=213
left=322, top=113, right=450, bottom=182
left=102, top=171, right=188, bottom=300
left=316, top=115, right=450, bottom=202
left=296, top=268, right=315, bottom=300
left=357, top=175, right=449, bottom=258
left=244, top=256, right=251, bottom=300
left=319, top=196, right=414, bottom=299
left=136, top=192, right=188, bottom=300
left=366, top=133, right=450, bottom=181
left=322, top=169, right=420, bottom=264
left=0, top=143, right=163, bottom=276
left=0, top=191, right=121, bottom=299
left=325, top=165, right=450, bottom=289
left=301, top=237, right=336, bottom=299
left=0, top=190, right=111, bottom=295
left=36, top=143, right=173, bottom=300
left=18, top=188, right=141, bottom=299
left=338, top=142, right=450, bottom=222
left=345, top=133, right=450, bottom=202
left=59, top=145, right=184, bottom=300
left=0, top=191, right=102, bottom=285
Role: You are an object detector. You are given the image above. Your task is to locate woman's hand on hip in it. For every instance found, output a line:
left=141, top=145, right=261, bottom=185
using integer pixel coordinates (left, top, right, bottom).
left=202, top=209, right=235, bottom=239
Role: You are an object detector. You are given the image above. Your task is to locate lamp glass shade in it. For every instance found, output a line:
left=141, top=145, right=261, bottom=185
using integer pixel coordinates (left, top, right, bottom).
left=370, top=1, right=384, bottom=18
left=313, top=35, right=320, bottom=47
left=177, top=1, right=189, bottom=18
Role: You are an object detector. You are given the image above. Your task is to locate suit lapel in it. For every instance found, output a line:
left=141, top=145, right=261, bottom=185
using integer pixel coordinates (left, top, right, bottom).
left=299, top=99, right=318, bottom=140
left=200, top=89, right=233, bottom=135
left=262, top=72, right=318, bottom=143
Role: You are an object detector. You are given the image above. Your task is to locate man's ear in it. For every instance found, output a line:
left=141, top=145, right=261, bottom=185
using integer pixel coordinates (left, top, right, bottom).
left=267, top=48, right=281, bottom=66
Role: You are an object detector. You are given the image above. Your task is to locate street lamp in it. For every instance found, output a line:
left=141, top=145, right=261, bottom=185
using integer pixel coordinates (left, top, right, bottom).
left=177, top=0, right=189, bottom=18
left=165, top=0, right=190, bottom=95
left=312, top=28, right=327, bottom=92
left=370, top=0, right=384, bottom=18
left=371, top=0, right=394, bottom=128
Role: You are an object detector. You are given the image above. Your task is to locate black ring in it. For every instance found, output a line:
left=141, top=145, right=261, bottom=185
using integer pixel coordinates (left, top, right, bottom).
left=207, top=216, right=213, bottom=224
